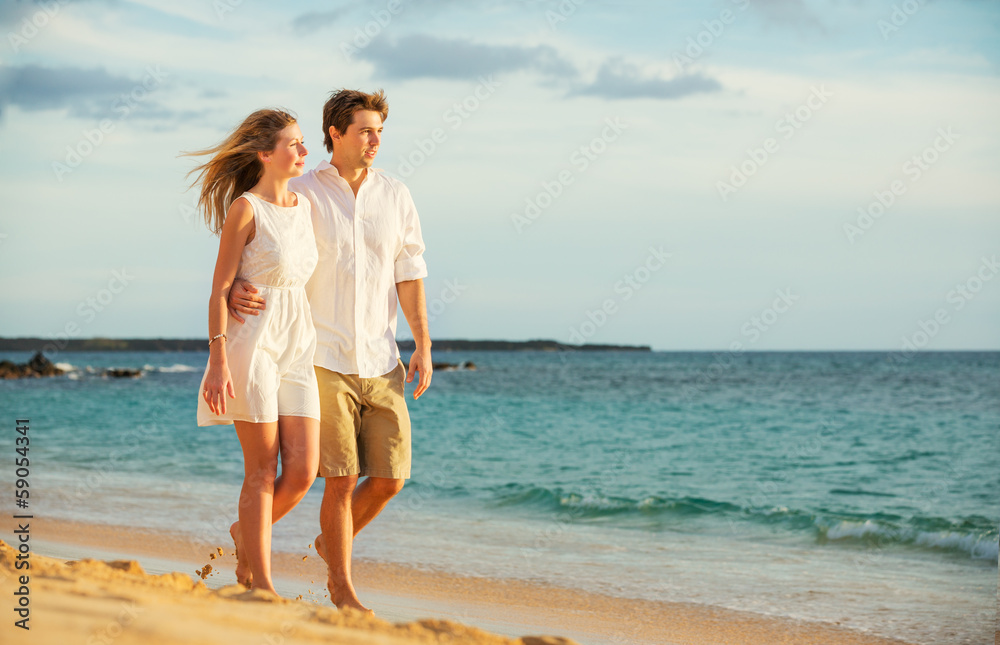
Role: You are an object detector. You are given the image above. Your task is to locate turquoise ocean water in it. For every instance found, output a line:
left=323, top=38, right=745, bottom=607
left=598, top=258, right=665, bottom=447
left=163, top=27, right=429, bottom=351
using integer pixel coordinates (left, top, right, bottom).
left=1, top=350, right=996, bottom=644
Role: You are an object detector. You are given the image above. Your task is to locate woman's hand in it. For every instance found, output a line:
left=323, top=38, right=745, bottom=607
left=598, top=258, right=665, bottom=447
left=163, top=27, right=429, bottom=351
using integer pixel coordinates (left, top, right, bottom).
left=204, top=361, right=236, bottom=415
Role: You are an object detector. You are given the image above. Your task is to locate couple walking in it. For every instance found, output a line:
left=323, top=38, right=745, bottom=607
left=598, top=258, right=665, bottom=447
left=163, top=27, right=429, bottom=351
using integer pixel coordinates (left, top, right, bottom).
left=190, top=89, right=430, bottom=614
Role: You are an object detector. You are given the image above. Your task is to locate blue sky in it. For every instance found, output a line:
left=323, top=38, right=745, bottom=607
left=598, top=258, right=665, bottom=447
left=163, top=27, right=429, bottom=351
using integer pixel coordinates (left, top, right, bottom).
left=1, top=0, right=998, bottom=350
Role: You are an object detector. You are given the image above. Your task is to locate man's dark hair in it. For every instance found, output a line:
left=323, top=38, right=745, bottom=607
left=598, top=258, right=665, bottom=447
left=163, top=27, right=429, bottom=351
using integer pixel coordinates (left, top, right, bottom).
left=322, top=89, right=388, bottom=153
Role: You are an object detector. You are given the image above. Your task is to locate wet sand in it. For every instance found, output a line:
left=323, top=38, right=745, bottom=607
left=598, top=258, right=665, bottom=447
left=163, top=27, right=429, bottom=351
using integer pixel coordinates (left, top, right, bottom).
left=0, top=516, right=921, bottom=645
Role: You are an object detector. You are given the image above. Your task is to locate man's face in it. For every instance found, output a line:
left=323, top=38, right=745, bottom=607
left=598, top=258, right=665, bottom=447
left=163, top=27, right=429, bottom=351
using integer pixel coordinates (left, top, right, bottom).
left=333, top=110, right=383, bottom=169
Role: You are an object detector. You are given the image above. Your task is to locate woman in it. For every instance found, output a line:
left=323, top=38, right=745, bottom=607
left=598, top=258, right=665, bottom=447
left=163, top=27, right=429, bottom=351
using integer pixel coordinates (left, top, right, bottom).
left=188, top=109, right=320, bottom=595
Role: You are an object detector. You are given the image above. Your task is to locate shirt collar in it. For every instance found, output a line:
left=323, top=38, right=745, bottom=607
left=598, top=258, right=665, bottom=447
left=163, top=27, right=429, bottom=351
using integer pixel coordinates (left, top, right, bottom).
left=315, top=159, right=340, bottom=176
left=315, top=159, right=379, bottom=182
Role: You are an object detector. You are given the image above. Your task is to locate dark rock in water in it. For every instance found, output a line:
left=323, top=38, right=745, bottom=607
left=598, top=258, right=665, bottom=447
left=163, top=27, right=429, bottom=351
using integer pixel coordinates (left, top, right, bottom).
left=0, top=352, right=65, bottom=379
left=0, top=360, right=19, bottom=379
left=28, top=352, right=58, bottom=375
left=104, top=368, right=143, bottom=378
left=432, top=361, right=477, bottom=372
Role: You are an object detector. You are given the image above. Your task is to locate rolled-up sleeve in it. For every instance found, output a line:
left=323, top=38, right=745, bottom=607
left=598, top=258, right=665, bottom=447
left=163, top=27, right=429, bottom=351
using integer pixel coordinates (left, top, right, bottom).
left=394, top=185, right=428, bottom=283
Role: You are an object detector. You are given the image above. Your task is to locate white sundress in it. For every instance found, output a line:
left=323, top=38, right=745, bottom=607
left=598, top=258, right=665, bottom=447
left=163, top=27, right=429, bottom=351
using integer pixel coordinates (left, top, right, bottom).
left=197, top=191, right=320, bottom=425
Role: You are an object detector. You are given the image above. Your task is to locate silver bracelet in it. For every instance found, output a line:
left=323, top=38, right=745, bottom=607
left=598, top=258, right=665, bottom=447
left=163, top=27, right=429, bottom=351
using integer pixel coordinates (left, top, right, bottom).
left=208, top=333, right=227, bottom=346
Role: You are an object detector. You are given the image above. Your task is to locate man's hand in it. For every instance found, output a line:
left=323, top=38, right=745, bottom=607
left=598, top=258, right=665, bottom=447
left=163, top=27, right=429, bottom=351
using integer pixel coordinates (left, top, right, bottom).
left=396, top=278, right=431, bottom=400
left=406, top=347, right=432, bottom=400
left=227, top=279, right=266, bottom=323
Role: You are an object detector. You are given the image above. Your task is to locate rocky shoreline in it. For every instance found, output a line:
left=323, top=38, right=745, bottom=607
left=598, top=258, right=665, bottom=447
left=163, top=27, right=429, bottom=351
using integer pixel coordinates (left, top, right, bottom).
left=0, top=352, right=65, bottom=379
left=0, top=352, right=142, bottom=380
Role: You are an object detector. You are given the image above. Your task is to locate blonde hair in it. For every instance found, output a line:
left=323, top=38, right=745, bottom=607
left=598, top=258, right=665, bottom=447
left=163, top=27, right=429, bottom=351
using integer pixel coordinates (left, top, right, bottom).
left=322, top=89, right=387, bottom=153
left=184, top=109, right=297, bottom=235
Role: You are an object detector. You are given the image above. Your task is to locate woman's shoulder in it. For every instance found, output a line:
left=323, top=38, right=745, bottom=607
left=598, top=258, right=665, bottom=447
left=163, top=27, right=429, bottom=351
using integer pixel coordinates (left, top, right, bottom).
left=230, top=191, right=258, bottom=211
left=218, top=194, right=255, bottom=245
left=228, top=194, right=255, bottom=219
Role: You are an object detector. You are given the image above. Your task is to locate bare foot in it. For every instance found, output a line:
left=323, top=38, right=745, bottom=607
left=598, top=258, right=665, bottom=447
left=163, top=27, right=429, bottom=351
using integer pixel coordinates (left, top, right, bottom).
left=317, top=535, right=372, bottom=614
left=328, top=581, right=373, bottom=615
left=230, top=521, right=252, bottom=589
left=314, top=533, right=328, bottom=567
left=315, top=533, right=372, bottom=614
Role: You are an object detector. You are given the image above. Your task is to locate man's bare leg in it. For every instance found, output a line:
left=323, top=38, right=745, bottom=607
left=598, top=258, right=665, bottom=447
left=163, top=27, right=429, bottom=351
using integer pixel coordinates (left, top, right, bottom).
left=319, top=475, right=371, bottom=613
left=350, top=476, right=404, bottom=536
left=315, top=476, right=404, bottom=555
left=314, top=477, right=404, bottom=609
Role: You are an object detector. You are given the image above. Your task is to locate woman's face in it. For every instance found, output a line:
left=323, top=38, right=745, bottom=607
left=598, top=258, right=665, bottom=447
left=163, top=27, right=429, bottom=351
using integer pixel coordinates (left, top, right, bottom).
left=263, top=123, right=308, bottom=178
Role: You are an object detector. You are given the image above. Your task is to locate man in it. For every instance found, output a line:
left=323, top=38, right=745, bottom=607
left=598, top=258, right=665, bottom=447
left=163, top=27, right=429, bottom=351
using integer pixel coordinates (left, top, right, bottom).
left=228, top=89, right=431, bottom=613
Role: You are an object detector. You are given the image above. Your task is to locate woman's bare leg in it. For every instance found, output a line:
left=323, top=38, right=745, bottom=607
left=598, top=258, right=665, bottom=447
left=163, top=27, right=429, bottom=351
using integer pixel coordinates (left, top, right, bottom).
left=234, top=420, right=279, bottom=594
left=272, top=415, right=320, bottom=522
left=231, top=416, right=318, bottom=588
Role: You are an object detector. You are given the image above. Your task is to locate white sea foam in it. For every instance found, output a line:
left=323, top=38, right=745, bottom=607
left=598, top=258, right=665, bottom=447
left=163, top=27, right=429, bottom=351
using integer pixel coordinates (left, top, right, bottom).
left=824, top=520, right=892, bottom=540
left=915, top=531, right=999, bottom=560
left=637, top=496, right=664, bottom=510
left=143, top=364, right=199, bottom=373
left=824, top=520, right=998, bottom=560
left=54, top=362, right=75, bottom=371
left=559, top=492, right=631, bottom=511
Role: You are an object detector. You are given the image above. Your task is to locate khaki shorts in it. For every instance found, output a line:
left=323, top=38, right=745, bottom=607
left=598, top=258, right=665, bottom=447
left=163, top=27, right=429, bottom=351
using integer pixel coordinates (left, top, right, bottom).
left=315, top=360, right=411, bottom=479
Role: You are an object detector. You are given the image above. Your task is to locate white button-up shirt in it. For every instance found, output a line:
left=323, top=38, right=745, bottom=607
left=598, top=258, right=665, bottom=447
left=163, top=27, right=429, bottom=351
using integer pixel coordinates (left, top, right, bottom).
left=290, top=160, right=427, bottom=378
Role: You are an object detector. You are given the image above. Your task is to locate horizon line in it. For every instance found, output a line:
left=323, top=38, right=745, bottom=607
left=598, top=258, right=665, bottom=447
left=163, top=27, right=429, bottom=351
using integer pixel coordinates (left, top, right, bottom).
left=0, top=336, right=996, bottom=353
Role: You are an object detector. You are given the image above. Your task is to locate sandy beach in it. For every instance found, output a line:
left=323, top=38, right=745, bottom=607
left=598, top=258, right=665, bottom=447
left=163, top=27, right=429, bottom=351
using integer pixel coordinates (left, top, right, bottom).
left=0, top=517, right=924, bottom=645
